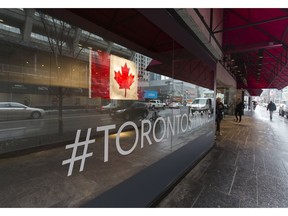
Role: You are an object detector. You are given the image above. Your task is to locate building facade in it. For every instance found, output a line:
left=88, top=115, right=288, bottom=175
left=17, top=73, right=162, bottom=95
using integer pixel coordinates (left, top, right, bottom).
left=0, top=8, right=236, bottom=207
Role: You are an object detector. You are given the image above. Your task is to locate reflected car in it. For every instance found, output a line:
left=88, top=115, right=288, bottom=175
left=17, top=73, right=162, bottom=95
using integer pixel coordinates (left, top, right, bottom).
left=0, top=102, right=45, bottom=120
left=190, top=98, right=213, bottom=114
left=168, top=102, right=181, bottom=109
left=110, top=101, right=149, bottom=120
left=99, top=103, right=117, bottom=113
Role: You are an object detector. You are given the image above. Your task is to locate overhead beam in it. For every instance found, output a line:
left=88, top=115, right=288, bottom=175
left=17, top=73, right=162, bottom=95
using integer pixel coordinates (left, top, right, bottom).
left=224, top=42, right=283, bottom=54
left=214, top=14, right=288, bottom=34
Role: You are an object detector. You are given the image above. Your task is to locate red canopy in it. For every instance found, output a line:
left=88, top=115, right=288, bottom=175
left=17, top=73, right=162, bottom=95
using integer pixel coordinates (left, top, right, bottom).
left=222, top=8, right=288, bottom=95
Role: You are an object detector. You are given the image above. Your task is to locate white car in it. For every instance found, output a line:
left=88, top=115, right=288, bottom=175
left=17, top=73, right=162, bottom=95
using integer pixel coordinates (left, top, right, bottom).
left=147, top=100, right=165, bottom=109
left=279, top=101, right=288, bottom=118
left=186, top=102, right=193, bottom=107
left=190, top=98, right=214, bottom=114
left=0, top=102, right=45, bottom=120
left=99, top=103, right=117, bottom=113
left=168, top=102, right=181, bottom=109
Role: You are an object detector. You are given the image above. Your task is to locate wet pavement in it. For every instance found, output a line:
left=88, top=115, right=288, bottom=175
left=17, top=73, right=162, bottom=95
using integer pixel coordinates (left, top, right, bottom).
left=157, top=106, right=288, bottom=208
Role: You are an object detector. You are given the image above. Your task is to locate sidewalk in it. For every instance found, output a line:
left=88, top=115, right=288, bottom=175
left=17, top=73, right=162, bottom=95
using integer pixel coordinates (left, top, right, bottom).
left=157, top=111, right=288, bottom=207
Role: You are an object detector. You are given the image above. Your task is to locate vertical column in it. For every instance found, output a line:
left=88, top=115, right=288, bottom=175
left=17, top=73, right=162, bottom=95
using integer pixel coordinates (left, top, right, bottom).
left=23, top=9, right=35, bottom=42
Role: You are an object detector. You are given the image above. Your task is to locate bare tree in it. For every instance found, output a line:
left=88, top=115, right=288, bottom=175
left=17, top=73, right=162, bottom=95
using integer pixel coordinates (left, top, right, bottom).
left=38, top=11, right=90, bottom=135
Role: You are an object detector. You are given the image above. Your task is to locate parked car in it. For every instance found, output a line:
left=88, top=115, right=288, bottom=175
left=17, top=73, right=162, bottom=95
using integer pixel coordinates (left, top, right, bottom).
left=0, top=102, right=45, bottom=120
left=147, top=100, right=165, bottom=110
left=168, top=102, right=181, bottom=109
left=279, top=101, right=288, bottom=118
left=110, top=101, right=149, bottom=120
left=99, top=103, right=117, bottom=113
left=186, top=102, right=193, bottom=107
left=189, top=98, right=214, bottom=114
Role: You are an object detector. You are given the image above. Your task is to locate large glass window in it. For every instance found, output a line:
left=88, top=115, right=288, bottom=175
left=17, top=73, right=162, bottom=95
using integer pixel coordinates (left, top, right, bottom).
left=0, top=9, right=215, bottom=207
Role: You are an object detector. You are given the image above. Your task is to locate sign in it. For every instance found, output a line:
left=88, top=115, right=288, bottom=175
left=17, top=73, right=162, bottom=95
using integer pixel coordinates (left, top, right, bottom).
left=62, top=112, right=213, bottom=176
left=143, top=90, right=158, bottom=99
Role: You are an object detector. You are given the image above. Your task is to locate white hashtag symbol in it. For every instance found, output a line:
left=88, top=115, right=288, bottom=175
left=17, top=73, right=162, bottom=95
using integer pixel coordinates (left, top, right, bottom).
left=62, top=128, right=95, bottom=176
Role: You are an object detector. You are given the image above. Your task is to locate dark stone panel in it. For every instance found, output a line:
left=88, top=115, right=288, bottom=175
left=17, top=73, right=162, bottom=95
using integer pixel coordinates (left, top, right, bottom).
left=235, top=149, right=255, bottom=171
left=239, top=197, right=259, bottom=208
left=230, top=167, right=257, bottom=202
left=193, top=186, right=240, bottom=208
left=254, top=154, right=265, bottom=174
left=217, top=149, right=238, bottom=166
left=257, top=173, right=288, bottom=207
left=264, top=157, right=288, bottom=179
left=198, top=163, right=237, bottom=194
left=157, top=180, right=203, bottom=207
left=218, top=139, right=239, bottom=153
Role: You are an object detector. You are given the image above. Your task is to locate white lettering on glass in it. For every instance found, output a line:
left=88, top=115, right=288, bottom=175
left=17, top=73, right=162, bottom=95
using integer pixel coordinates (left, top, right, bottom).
left=62, top=112, right=212, bottom=176
left=141, top=119, right=152, bottom=147
left=152, top=117, right=166, bottom=142
left=62, top=128, right=95, bottom=176
left=116, top=121, right=139, bottom=155
left=97, top=124, right=116, bottom=162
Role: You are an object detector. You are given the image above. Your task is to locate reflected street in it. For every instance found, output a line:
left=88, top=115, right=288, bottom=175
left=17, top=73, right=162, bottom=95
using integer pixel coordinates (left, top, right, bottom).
left=0, top=106, right=209, bottom=141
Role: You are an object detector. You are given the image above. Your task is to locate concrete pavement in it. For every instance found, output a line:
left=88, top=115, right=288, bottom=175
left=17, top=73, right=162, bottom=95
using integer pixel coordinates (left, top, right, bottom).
left=157, top=107, right=288, bottom=207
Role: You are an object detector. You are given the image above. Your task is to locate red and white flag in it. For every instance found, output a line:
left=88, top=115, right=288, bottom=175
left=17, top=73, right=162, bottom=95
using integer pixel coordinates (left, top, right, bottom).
left=89, top=50, right=110, bottom=99
left=109, top=55, right=138, bottom=100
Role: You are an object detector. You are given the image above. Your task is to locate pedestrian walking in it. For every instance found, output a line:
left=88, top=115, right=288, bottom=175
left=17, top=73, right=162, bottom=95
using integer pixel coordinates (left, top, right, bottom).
left=215, top=97, right=225, bottom=135
left=234, top=98, right=244, bottom=122
left=267, top=101, right=276, bottom=120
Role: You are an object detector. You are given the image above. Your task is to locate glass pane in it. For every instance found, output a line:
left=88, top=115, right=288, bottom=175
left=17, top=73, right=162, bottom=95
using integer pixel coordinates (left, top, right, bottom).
left=0, top=8, right=215, bottom=207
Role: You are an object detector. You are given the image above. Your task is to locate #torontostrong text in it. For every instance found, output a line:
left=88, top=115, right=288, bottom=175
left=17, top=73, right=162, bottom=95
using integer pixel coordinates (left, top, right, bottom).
left=62, top=112, right=212, bottom=176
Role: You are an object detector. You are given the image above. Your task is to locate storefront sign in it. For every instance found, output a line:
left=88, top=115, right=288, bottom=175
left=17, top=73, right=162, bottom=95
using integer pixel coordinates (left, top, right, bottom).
left=143, top=90, right=158, bottom=99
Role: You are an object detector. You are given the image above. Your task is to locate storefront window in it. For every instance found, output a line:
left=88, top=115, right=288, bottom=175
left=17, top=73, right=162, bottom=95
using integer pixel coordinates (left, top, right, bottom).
left=0, top=9, right=215, bottom=207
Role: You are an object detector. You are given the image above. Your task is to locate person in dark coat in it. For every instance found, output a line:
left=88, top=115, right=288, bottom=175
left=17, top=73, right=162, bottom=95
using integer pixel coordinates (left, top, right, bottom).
left=234, top=98, right=244, bottom=122
left=215, top=97, right=225, bottom=135
left=267, top=101, right=276, bottom=120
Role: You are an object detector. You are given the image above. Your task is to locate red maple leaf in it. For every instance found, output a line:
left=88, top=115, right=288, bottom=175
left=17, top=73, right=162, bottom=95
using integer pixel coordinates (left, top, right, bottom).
left=114, top=63, right=135, bottom=97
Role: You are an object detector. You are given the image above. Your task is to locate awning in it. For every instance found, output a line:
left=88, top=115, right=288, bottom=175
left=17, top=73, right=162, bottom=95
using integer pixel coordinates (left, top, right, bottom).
left=222, top=8, right=288, bottom=94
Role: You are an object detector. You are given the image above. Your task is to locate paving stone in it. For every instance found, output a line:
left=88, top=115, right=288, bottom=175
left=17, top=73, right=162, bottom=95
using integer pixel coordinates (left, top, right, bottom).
left=193, top=186, right=240, bottom=208
left=158, top=111, right=288, bottom=208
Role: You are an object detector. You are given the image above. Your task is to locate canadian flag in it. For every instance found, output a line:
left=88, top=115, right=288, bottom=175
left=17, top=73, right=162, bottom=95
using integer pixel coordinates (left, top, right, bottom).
left=89, top=51, right=138, bottom=100
left=89, top=50, right=110, bottom=99
left=109, top=55, right=138, bottom=100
